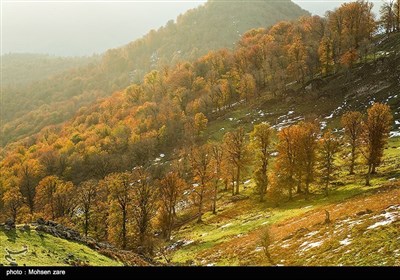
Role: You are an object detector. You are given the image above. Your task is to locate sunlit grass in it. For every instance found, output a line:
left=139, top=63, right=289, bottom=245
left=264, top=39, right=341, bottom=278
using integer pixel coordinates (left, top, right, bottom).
left=0, top=227, right=122, bottom=266
left=167, top=136, right=400, bottom=265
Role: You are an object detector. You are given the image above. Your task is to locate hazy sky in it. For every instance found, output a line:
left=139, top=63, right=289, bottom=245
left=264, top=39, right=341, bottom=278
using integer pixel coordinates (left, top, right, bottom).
left=1, top=0, right=383, bottom=57
left=293, top=0, right=381, bottom=16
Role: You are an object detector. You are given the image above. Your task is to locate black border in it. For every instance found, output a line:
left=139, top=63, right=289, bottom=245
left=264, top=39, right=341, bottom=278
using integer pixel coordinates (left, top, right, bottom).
left=0, top=266, right=398, bottom=278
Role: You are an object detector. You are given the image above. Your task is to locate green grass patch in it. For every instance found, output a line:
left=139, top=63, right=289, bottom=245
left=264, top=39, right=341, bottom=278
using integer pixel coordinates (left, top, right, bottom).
left=0, top=227, right=122, bottom=266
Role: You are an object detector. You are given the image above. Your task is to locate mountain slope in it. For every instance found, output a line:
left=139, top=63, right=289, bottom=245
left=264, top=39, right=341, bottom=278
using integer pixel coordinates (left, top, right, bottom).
left=1, top=53, right=98, bottom=87
left=1, top=0, right=309, bottom=146
left=0, top=226, right=121, bottom=266
left=1, top=3, right=399, bottom=267
left=165, top=179, right=400, bottom=266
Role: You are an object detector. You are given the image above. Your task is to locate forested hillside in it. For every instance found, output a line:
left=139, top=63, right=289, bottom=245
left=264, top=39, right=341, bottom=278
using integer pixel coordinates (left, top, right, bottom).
left=1, top=0, right=399, bottom=266
left=1, top=53, right=98, bottom=87
left=1, top=0, right=308, bottom=146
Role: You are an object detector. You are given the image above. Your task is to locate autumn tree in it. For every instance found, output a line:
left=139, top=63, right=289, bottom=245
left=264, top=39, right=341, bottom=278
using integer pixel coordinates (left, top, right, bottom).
left=318, top=130, right=340, bottom=196
left=210, top=142, right=223, bottom=214
left=287, top=35, right=308, bottom=84
left=106, top=172, right=133, bottom=249
left=380, top=0, right=396, bottom=34
left=189, top=144, right=213, bottom=223
left=267, top=173, right=283, bottom=207
left=318, top=36, right=334, bottom=75
left=91, top=180, right=109, bottom=241
left=341, top=111, right=364, bottom=174
left=396, top=0, right=400, bottom=31
left=297, top=122, right=319, bottom=197
left=340, top=48, right=359, bottom=68
left=223, top=127, right=250, bottom=195
left=3, top=185, right=24, bottom=223
left=0, top=180, right=4, bottom=222
left=250, top=123, right=274, bottom=202
left=361, top=103, right=393, bottom=186
left=385, top=0, right=400, bottom=32
left=131, top=167, right=158, bottom=254
left=38, top=145, right=59, bottom=176
left=35, top=175, right=60, bottom=220
left=327, top=1, right=376, bottom=65
left=18, top=159, right=43, bottom=215
left=194, top=112, right=208, bottom=137
left=53, top=180, right=75, bottom=222
left=276, top=125, right=299, bottom=200
left=238, top=73, right=256, bottom=103
left=77, top=179, right=98, bottom=237
left=159, top=171, right=185, bottom=240
left=260, top=227, right=274, bottom=265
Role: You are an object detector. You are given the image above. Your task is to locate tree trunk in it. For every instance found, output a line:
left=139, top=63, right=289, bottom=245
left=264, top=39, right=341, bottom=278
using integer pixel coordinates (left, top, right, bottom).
left=212, top=181, right=217, bottom=214
left=326, top=164, right=331, bottom=196
left=371, top=164, right=376, bottom=174
left=235, top=166, right=240, bottom=195
left=172, top=206, right=177, bottom=218
left=12, top=209, right=17, bottom=224
left=324, top=210, right=331, bottom=224
left=260, top=172, right=267, bottom=202
left=166, top=211, right=172, bottom=241
left=325, top=181, right=329, bottom=197
left=197, top=184, right=204, bottom=223
left=350, top=145, right=356, bottom=174
left=122, top=208, right=127, bottom=249
left=305, top=176, right=310, bottom=195
left=260, top=183, right=265, bottom=202
left=305, top=173, right=310, bottom=200
left=84, top=212, right=89, bottom=237
left=296, top=180, right=302, bottom=194
left=366, top=164, right=372, bottom=186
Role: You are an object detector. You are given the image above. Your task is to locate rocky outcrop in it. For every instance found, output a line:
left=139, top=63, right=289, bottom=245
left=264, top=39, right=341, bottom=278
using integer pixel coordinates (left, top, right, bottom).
left=32, top=219, right=150, bottom=266
left=34, top=220, right=82, bottom=242
left=4, top=218, right=15, bottom=230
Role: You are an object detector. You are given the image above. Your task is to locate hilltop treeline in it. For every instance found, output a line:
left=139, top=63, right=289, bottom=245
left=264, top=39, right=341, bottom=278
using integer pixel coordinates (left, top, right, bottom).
left=1, top=0, right=308, bottom=146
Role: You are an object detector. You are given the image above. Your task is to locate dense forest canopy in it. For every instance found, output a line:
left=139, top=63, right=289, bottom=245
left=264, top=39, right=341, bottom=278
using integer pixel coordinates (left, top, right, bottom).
left=1, top=0, right=308, bottom=146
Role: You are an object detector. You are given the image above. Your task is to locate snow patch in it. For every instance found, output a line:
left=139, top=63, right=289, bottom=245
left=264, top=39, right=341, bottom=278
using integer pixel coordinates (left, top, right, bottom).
left=390, top=131, right=400, bottom=138
left=254, top=246, right=263, bottom=252
left=182, top=240, right=194, bottom=247
left=305, top=231, right=318, bottom=237
left=367, top=206, right=400, bottom=229
left=221, top=223, right=232, bottom=229
left=339, top=238, right=352, bottom=246
left=300, top=241, right=323, bottom=252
